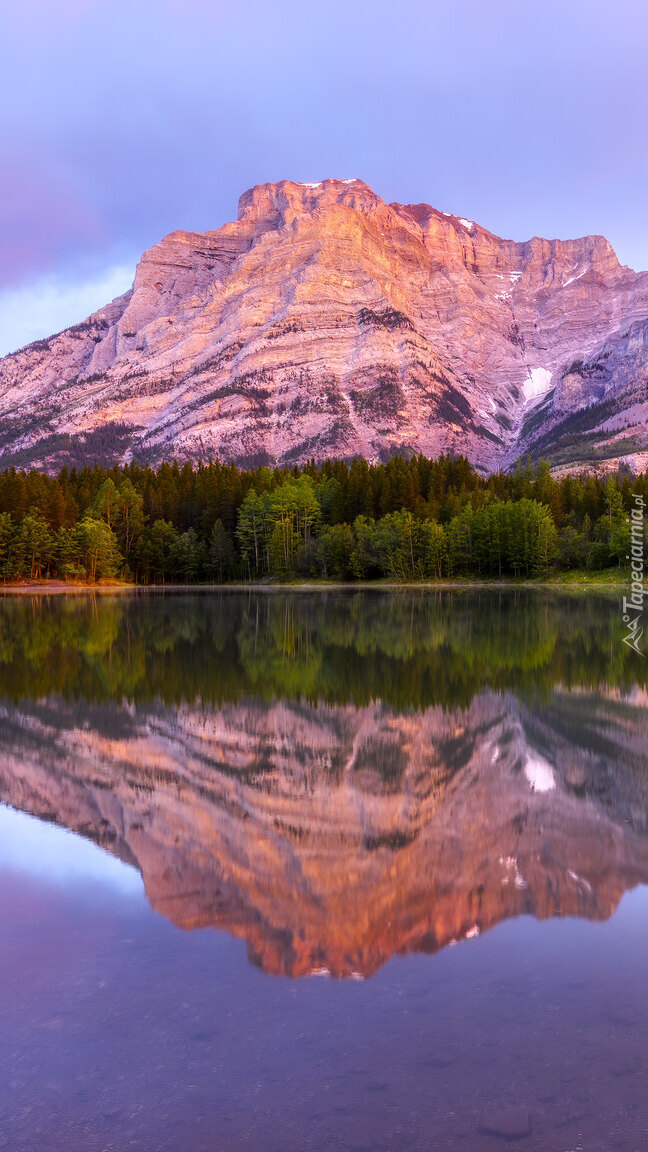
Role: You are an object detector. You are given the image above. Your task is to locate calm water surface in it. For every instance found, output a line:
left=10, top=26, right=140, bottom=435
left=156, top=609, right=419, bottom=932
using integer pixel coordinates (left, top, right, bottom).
left=0, top=590, right=647, bottom=1151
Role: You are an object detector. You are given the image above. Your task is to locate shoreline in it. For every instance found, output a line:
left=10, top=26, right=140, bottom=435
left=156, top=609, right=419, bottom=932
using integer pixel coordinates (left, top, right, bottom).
left=0, top=578, right=625, bottom=596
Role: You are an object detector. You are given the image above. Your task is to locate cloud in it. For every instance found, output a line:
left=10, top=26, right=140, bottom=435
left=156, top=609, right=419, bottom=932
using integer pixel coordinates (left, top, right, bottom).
left=0, top=153, right=106, bottom=289
left=0, top=0, right=647, bottom=311
left=0, top=264, right=134, bottom=357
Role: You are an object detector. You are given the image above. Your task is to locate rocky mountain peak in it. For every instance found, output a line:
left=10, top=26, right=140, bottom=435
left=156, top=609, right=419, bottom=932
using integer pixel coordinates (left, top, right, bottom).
left=1, top=179, right=647, bottom=474
left=2, top=686, right=647, bottom=978
left=237, top=177, right=370, bottom=220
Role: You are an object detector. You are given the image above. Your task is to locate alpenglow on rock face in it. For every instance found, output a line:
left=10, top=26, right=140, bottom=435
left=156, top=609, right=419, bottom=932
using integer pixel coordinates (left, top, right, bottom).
left=2, top=687, right=648, bottom=977
left=2, top=178, right=648, bottom=473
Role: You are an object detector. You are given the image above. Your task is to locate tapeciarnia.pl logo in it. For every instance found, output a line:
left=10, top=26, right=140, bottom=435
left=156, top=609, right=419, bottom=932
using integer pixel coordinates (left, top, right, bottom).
left=622, top=493, right=645, bottom=656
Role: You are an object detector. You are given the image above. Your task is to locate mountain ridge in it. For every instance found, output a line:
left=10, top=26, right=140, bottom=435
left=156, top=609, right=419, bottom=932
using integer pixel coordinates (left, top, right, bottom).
left=2, top=178, right=647, bottom=474
left=2, top=687, right=648, bottom=977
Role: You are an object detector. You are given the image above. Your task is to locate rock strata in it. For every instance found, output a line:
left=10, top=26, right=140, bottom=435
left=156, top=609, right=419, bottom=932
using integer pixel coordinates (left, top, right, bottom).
left=1, top=687, right=648, bottom=977
left=1, top=179, right=648, bottom=473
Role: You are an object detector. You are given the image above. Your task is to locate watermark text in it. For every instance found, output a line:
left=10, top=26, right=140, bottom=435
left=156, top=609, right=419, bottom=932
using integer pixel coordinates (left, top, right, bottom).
left=622, top=494, right=645, bottom=656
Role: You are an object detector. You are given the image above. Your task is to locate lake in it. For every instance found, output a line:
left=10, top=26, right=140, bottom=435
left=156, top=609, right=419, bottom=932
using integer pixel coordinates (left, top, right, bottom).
left=0, top=589, right=647, bottom=1151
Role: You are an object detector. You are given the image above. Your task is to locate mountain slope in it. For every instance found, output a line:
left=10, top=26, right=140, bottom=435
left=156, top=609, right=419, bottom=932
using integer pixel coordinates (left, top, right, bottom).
left=2, top=688, right=648, bottom=977
left=2, top=178, right=648, bottom=473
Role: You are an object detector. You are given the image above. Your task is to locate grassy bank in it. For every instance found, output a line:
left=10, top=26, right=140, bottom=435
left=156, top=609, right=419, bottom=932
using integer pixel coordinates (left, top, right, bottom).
left=0, top=572, right=627, bottom=595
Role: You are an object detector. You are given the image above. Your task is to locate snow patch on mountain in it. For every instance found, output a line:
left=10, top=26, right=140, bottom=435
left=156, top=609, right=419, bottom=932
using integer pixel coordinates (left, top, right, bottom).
left=1, top=177, right=646, bottom=476
left=564, top=268, right=588, bottom=287
left=524, top=752, right=556, bottom=793
left=522, top=367, right=553, bottom=405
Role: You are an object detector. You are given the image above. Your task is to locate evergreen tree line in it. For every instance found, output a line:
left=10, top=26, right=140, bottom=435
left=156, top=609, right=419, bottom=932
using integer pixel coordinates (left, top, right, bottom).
left=0, top=454, right=645, bottom=583
left=0, top=591, right=642, bottom=711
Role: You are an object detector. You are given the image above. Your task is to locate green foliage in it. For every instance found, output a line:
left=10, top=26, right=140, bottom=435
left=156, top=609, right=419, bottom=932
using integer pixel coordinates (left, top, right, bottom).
left=75, top=516, right=123, bottom=580
left=0, top=591, right=643, bottom=713
left=209, top=519, right=236, bottom=581
left=14, top=509, right=54, bottom=580
left=0, top=454, right=645, bottom=583
left=0, top=512, right=16, bottom=580
left=170, top=528, right=207, bottom=582
left=135, top=519, right=179, bottom=583
left=317, top=524, right=355, bottom=579
left=91, top=478, right=121, bottom=527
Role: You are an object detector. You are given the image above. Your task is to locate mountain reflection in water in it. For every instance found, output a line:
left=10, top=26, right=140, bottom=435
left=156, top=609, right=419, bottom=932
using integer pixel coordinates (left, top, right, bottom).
left=0, top=589, right=646, bottom=977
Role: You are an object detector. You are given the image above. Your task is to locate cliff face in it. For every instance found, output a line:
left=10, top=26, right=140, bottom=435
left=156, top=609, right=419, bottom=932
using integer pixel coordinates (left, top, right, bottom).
left=1, top=687, right=647, bottom=977
left=1, top=179, right=648, bottom=473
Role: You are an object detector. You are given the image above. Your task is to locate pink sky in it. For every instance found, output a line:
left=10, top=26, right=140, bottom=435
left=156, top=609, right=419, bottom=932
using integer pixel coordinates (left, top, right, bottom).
left=1, top=0, right=647, bottom=354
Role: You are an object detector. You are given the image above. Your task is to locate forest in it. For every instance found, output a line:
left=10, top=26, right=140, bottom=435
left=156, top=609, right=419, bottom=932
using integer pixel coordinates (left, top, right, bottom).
left=0, top=591, right=642, bottom=712
left=0, top=454, right=645, bottom=584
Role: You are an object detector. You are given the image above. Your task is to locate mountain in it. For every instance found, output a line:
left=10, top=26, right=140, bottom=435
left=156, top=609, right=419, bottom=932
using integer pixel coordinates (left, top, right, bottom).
left=1, top=686, right=648, bottom=977
left=2, top=178, right=648, bottom=473
left=1, top=590, right=646, bottom=977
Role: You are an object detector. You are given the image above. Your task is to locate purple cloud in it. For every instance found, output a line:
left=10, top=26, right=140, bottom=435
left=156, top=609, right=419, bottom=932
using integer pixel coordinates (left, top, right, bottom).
left=1, top=0, right=647, bottom=311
